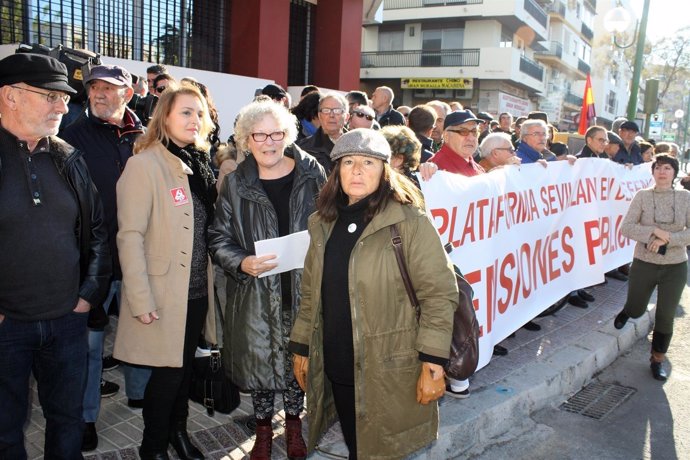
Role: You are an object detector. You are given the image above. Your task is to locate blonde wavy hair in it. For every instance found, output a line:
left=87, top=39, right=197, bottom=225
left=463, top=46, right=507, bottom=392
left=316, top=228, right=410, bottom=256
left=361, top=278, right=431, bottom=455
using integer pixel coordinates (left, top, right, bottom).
left=134, top=84, right=213, bottom=154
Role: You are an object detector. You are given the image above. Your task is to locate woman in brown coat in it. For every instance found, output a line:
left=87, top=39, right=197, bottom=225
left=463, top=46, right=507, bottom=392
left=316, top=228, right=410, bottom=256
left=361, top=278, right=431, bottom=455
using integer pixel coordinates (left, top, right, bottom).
left=113, top=85, right=217, bottom=460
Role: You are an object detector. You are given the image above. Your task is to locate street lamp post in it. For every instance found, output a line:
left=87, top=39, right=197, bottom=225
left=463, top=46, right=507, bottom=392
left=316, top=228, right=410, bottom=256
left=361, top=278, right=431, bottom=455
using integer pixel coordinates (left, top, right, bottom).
left=675, top=109, right=685, bottom=143
left=604, top=0, right=651, bottom=122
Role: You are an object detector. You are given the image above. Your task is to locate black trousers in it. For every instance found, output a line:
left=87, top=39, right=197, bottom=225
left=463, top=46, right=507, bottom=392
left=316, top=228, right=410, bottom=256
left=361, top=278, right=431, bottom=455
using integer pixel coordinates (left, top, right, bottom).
left=141, top=296, right=208, bottom=453
left=331, top=381, right=357, bottom=460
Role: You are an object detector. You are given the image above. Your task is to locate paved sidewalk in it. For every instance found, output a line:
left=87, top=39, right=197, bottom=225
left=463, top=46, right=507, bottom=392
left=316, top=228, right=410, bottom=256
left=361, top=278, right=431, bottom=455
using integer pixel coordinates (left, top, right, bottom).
left=23, top=275, right=646, bottom=459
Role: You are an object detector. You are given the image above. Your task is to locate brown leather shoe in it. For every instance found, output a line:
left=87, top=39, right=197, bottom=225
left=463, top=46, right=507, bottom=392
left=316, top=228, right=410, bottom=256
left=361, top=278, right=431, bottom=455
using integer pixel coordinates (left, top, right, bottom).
left=249, top=425, right=273, bottom=460
left=285, top=418, right=307, bottom=460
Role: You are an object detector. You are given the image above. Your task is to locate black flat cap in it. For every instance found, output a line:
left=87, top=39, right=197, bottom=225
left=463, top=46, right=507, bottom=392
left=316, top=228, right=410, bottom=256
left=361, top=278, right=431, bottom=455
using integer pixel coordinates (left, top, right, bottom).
left=0, top=53, right=77, bottom=95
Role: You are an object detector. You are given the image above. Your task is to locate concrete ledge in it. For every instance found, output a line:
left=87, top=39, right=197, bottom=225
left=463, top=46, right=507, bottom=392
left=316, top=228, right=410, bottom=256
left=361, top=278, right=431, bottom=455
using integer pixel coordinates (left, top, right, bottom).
left=409, top=302, right=655, bottom=459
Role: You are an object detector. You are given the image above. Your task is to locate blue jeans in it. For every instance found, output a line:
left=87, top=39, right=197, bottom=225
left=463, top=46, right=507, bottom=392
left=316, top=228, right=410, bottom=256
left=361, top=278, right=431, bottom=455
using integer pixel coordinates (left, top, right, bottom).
left=123, top=364, right=151, bottom=400
left=83, top=280, right=121, bottom=423
left=0, top=311, right=88, bottom=460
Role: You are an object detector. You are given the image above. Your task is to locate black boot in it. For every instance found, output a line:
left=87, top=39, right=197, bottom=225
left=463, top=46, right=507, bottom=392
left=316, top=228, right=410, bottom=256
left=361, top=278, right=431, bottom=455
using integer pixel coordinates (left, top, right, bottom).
left=650, top=331, right=672, bottom=382
left=138, top=447, right=170, bottom=460
left=614, top=310, right=629, bottom=329
left=169, top=421, right=204, bottom=460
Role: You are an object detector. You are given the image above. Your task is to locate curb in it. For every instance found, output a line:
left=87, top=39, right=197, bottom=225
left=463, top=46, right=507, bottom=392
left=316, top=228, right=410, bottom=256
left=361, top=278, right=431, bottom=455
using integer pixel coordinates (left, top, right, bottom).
left=411, top=308, right=653, bottom=459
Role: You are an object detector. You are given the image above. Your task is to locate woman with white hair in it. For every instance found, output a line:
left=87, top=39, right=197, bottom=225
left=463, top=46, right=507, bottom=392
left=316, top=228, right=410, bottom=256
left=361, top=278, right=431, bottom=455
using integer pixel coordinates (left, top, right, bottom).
left=208, top=100, right=326, bottom=460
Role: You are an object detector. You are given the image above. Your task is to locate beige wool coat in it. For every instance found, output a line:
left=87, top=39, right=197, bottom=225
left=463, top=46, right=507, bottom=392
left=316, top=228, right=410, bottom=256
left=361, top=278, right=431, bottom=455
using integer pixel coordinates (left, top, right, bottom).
left=113, top=142, right=216, bottom=368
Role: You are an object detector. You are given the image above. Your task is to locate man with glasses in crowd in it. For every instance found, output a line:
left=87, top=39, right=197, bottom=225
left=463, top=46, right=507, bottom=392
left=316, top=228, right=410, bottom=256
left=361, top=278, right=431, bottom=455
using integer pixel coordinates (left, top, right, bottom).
left=0, top=53, right=111, bottom=459
left=429, top=109, right=486, bottom=176
left=348, top=104, right=377, bottom=130
left=61, top=64, right=147, bottom=451
left=478, top=132, right=522, bottom=171
left=516, top=119, right=555, bottom=164
left=146, top=64, right=167, bottom=94
left=297, top=92, right=349, bottom=174
left=576, top=126, right=609, bottom=159
left=152, top=73, right=175, bottom=96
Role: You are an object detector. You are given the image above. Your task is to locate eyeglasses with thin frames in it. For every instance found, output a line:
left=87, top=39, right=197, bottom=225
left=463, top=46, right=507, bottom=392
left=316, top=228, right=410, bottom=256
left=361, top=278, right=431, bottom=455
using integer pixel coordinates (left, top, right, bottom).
left=524, top=131, right=547, bottom=138
left=10, top=85, right=70, bottom=104
left=319, top=107, right=346, bottom=116
left=447, top=128, right=480, bottom=137
left=251, top=131, right=286, bottom=142
left=494, top=147, right=516, bottom=154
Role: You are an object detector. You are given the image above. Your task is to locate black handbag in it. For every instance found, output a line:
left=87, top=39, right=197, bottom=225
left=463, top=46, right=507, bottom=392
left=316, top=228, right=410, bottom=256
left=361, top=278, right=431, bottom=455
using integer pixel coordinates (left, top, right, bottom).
left=390, top=225, right=480, bottom=381
left=189, top=347, right=241, bottom=416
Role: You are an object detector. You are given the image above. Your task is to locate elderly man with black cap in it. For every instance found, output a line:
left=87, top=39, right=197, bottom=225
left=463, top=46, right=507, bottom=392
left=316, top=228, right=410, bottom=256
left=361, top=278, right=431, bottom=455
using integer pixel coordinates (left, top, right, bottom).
left=614, top=120, right=644, bottom=165
left=0, top=53, right=111, bottom=459
left=61, top=64, right=147, bottom=451
left=429, top=110, right=486, bottom=176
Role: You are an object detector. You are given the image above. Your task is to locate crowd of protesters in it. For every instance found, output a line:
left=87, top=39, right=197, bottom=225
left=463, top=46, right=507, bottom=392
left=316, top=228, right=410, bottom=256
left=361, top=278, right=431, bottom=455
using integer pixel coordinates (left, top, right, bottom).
left=1, top=52, right=688, bottom=460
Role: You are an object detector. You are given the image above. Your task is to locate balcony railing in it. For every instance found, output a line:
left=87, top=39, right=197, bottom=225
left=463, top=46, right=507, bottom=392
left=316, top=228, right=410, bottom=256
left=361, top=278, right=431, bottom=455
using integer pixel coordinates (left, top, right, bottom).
left=564, top=92, right=583, bottom=107
left=524, top=0, right=548, bottom=28
left=546, top=1, right=566, bottom=17
left=383, top=0, right=482, bottom=9
left=535, top=41, right=563, bottom=59
left=578, top=59, right=591, bottom=75
left=519, top=55, right=544, bottom=81
left=581, top=23, right=594, bottom=41
left=361, top=49, right=480, bottom=68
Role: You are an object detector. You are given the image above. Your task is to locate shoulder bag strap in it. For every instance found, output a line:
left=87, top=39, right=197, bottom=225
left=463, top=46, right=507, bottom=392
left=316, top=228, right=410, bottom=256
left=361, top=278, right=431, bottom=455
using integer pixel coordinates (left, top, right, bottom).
left=390, top=224, right=421, bottom=322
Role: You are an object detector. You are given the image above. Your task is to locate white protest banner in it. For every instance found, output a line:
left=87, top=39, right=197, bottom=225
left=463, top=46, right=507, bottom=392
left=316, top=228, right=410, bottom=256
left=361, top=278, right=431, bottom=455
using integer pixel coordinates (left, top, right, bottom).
left=420, top=159, right=653, bottom=371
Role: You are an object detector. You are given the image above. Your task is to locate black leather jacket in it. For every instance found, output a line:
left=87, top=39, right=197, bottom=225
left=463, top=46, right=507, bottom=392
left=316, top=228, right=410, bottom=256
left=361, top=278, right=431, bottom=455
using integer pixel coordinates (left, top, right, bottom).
left=208, top=144, right=326, bottom=389
left=296, top=127, right=337, bottom=175
left=0, top=136, right=112, bottom=306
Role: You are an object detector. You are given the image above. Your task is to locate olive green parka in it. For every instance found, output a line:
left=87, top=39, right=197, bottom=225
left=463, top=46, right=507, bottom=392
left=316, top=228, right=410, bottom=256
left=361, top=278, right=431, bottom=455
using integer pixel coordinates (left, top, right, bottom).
left=290, top=199, right=458, bottom=459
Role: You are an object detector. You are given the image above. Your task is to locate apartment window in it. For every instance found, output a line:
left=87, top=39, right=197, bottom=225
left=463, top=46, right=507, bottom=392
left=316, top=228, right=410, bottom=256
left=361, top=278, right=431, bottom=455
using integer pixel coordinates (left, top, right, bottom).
left=422, top=28, right=463, bottom=50
left=379, top=30, right=404, bottom=51
left=580, top=44, right=591, bottom=62
left=500, top=26, right=513, bottom=48
left=422, top=27, right=463, bottom=66
left=606, top=90, right=617, bottom=114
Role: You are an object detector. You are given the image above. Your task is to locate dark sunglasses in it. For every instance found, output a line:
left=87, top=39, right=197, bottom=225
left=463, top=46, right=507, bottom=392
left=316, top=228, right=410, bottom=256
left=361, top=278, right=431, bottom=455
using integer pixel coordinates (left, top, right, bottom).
left=155, top=86, right=167, bottom=93
left=352, top=111, right=374, bottom=121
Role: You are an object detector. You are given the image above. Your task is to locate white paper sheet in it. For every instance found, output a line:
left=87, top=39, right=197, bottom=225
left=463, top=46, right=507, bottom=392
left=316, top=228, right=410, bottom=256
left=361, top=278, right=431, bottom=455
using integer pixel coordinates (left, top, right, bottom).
left=254, top=230, right=311, bottom=278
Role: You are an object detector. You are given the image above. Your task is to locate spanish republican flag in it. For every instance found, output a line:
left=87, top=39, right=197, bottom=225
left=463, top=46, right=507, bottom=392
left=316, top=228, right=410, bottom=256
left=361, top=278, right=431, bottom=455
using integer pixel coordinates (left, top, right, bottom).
left=578, top=74, right=596, bottom=135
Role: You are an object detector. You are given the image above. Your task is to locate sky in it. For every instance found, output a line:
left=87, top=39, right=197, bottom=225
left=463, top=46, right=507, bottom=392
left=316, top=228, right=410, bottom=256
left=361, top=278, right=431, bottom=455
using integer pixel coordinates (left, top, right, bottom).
left=630, top=0, right=688, bottom=41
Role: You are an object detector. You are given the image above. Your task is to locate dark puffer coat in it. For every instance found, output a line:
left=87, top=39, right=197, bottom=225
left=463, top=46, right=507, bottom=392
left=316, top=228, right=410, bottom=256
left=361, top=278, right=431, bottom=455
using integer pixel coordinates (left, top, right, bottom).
left=208, top=145, right=326, bottom=389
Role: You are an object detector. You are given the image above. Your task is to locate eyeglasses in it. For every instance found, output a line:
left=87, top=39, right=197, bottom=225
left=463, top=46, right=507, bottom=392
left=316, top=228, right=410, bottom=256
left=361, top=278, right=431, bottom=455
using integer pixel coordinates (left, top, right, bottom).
left=447, top=128, right=480, bottom=137
left=494, top=147, right=516, bottom=154
left=594, top=137, right=609, bottom=144
left=351, top=111, right=374, bottom=121
left=251, top=131, right=286, bottom=142
left=524, top=131, right=547, bottom=138
left=155, top=86, right=167, bottom=93
left=10, top=85, right=70, bottom=104
left=319, top=107, right=346, bottom=116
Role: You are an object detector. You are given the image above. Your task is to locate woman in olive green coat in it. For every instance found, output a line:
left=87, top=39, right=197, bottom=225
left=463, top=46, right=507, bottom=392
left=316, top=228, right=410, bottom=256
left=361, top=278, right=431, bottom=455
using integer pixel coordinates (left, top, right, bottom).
left=289, top=129, right=458, bottom=459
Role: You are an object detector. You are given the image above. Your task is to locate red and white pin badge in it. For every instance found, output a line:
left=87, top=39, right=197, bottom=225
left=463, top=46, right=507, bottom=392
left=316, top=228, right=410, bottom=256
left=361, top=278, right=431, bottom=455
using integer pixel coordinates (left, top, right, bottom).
left=170, top=187, right=189, bottom=206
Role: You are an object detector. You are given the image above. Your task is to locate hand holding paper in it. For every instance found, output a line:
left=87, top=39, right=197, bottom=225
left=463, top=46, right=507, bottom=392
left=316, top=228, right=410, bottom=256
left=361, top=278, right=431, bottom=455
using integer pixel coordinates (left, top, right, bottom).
left=240, top=254, right=278, bottom=278
left=254, top=231, right=311, bottom=278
